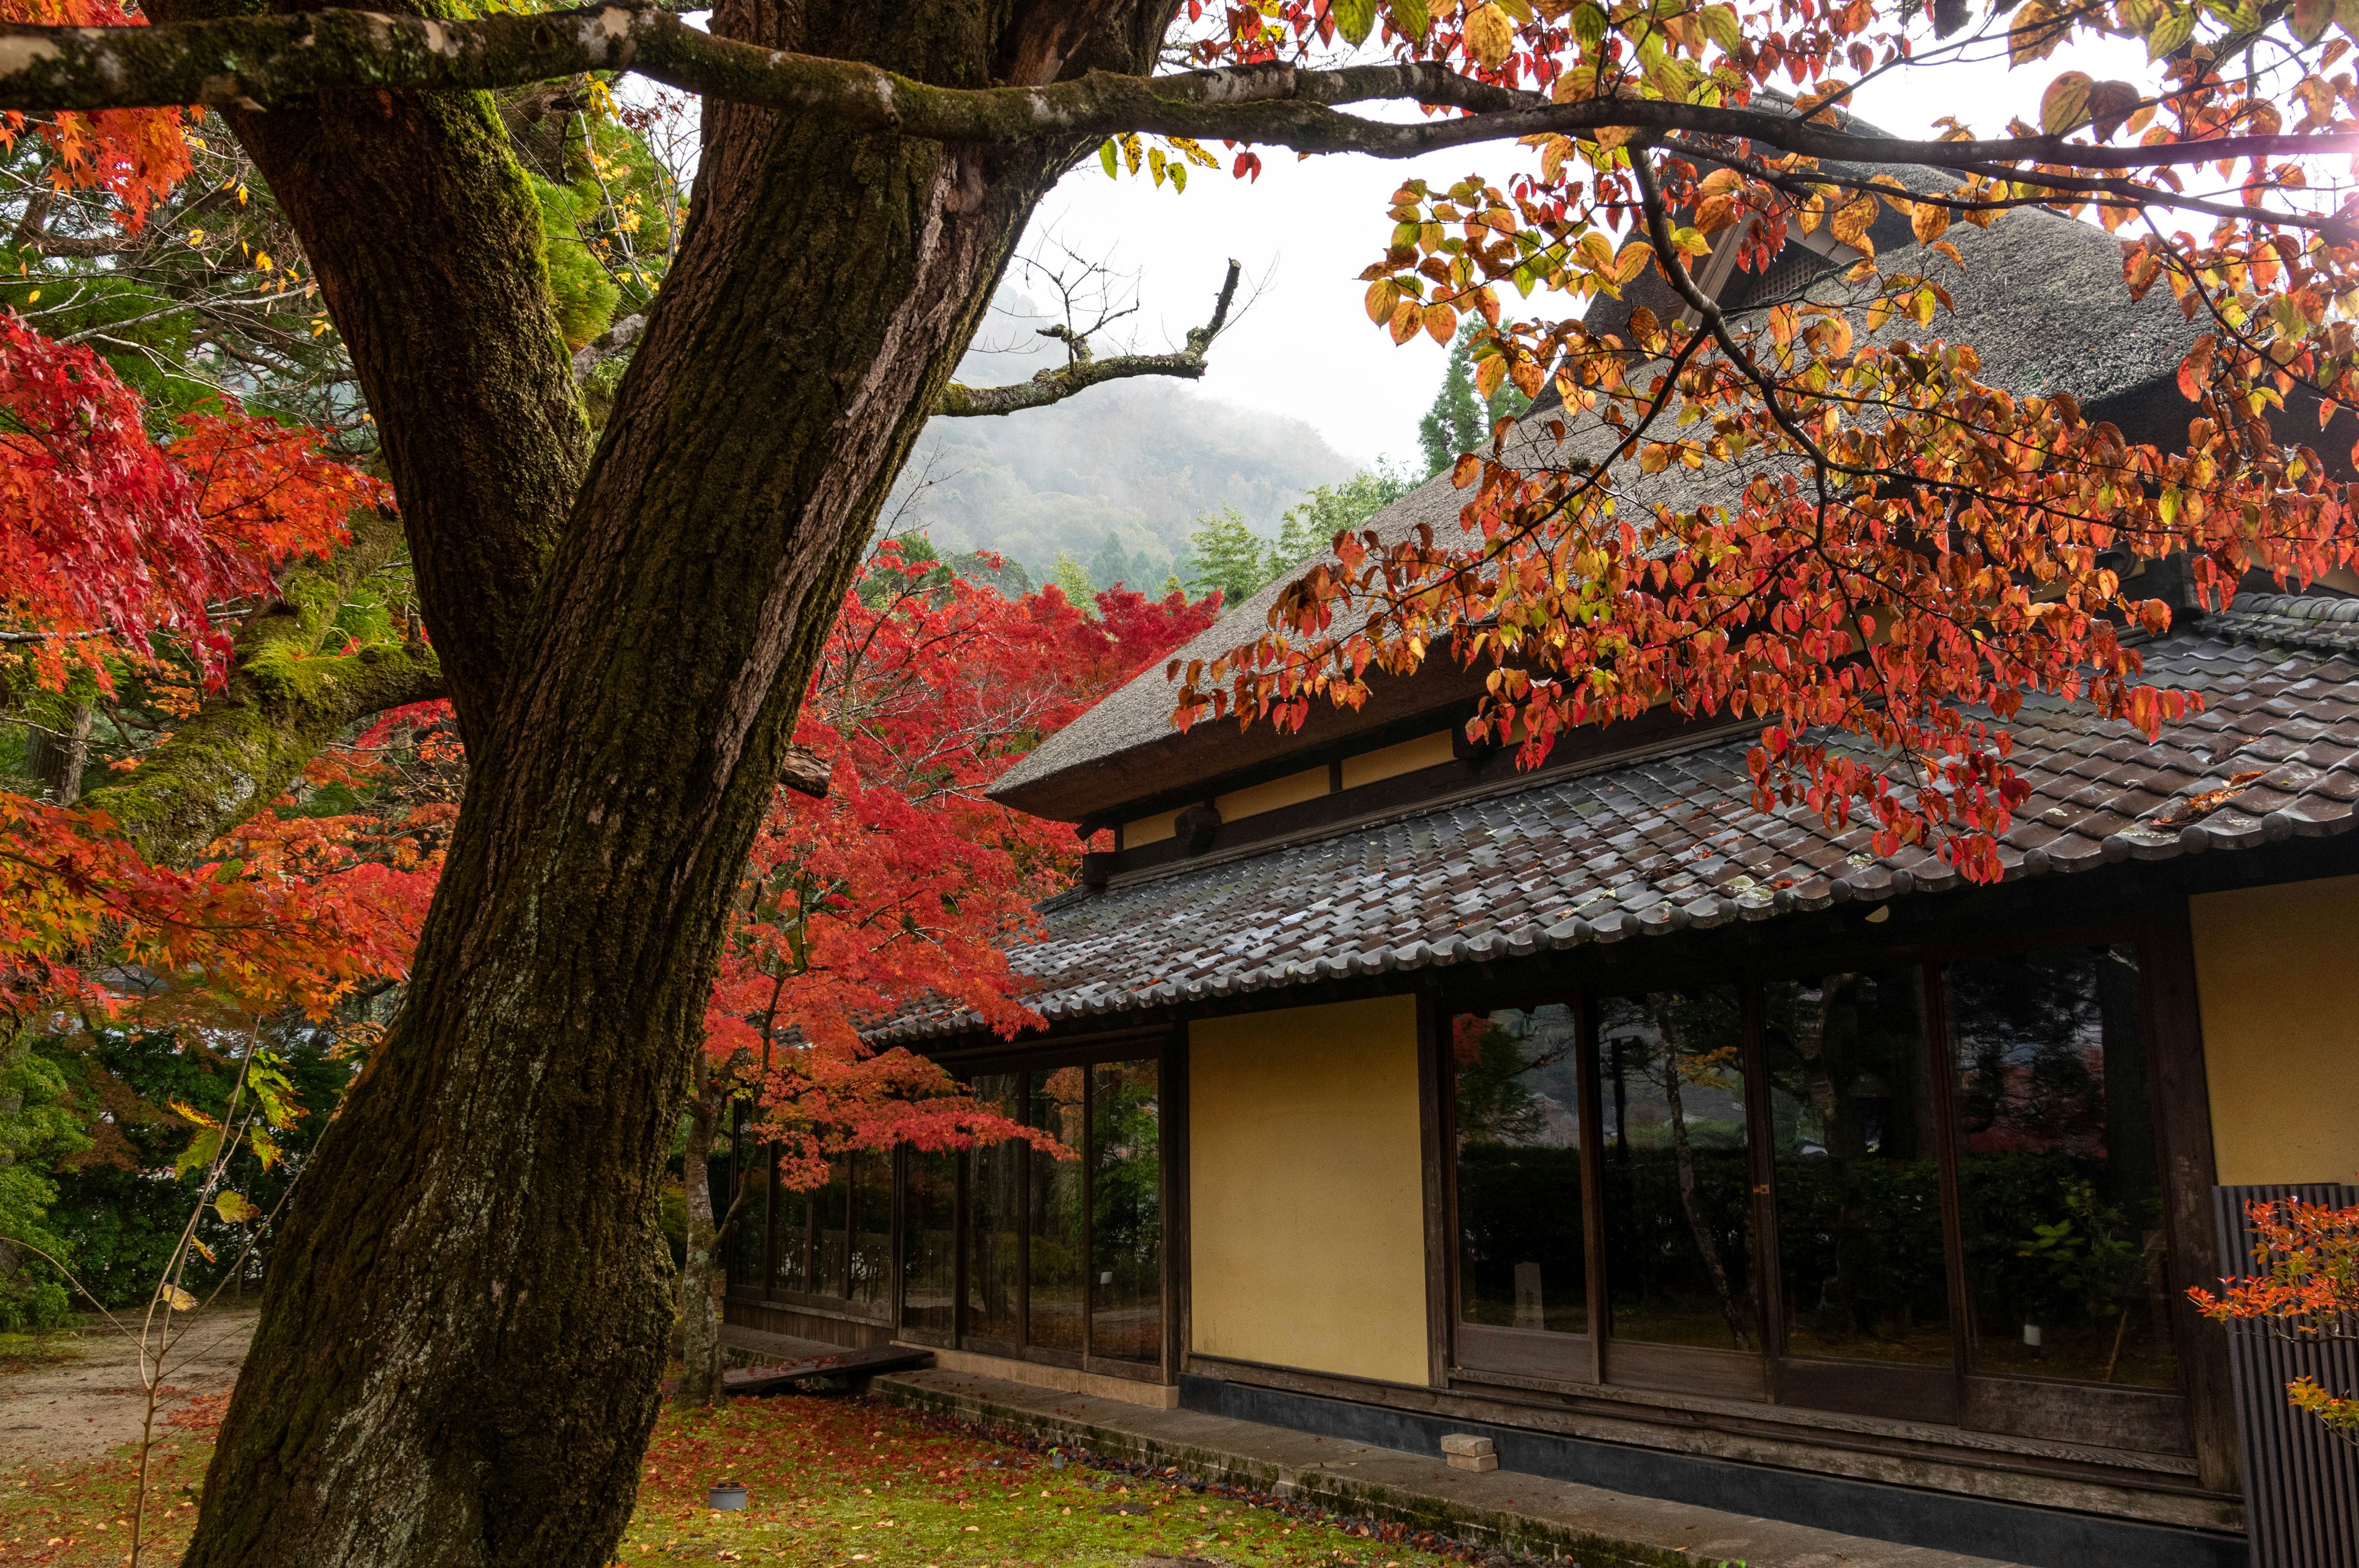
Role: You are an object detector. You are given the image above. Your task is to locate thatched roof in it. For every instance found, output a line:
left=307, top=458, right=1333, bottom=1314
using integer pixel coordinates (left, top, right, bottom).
left=990, top=155, right=2202, bottom=827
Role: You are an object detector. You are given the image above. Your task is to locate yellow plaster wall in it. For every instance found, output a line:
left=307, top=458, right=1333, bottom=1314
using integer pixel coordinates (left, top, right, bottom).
left=1214, top=766, right=1332, bottom=823
left=2191, top=873, right=2359, bottom=1186
left=1340, top=731, right=1457, bottom=792
left=1188, top=996, right=1430, bottom=1385
left=1122, top=809, right=1178, bottom=849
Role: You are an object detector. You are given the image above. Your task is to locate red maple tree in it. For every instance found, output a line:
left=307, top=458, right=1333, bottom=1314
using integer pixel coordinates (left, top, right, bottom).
left=674, top=545, right=1217, bottom=1400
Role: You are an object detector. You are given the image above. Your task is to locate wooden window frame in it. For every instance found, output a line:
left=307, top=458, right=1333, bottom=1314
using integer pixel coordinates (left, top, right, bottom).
left=1438, top=913, right=2215, bottom=1459
left=907, top=1032, right=1181, bottom=1385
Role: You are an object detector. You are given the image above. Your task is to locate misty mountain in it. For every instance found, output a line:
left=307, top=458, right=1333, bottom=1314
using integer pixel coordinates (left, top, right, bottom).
left=885, top=292, right=1361, bottom=587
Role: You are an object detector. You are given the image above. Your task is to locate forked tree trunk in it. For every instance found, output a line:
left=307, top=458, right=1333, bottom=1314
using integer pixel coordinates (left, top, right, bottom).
left=171, top=2, right=1157, bottom=1562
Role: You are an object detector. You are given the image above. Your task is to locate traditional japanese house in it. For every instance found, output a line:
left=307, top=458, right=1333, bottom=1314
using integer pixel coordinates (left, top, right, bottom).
left=724, top=157, right=2359, bottom=1568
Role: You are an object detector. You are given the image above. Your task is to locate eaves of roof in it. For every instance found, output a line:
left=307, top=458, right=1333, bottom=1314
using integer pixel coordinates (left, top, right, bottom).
left=878, top=604, right=2359, bottom=1046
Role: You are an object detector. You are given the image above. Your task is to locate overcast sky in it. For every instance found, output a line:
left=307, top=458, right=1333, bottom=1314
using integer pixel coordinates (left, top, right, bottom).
left=1009, top=28, right=2154, bottom=467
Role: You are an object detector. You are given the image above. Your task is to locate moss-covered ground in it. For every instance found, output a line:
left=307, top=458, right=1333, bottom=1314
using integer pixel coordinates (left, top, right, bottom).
left=0, top=1387, right=1470, bottom=1566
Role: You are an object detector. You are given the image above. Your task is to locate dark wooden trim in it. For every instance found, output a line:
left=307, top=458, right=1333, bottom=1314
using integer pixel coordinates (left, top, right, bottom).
left=1079, top=1059, right=1096, bottom=1365
left=1738, top=981, right=1784, bottom=1387
left=1962, top=1375, right=2195, bottom=1456
left=1575, top=993, right=1608, bottom=1383
left=1165, top=1023, right=1192, bottom=1384
left=2140, top=904, right=2240, bottom=1492
left=1922, top=959, right=1977, bottom=1417
left=763, top=1134, right=780, bottom=1298
left=1603, top=1338, right=1770, bottom=1403
left=1082, top=1352, right=1168, bottom=1384
left=746, top=1289, right=891, bottom=1327
left=1456, top=1322, right=1597, bottom=1385
left=889, top=1141, right=906, bottom=1332
left=1774, top=1357, right=1959, bottom=1425
left=1417, top=985, right=1450, bottom=1389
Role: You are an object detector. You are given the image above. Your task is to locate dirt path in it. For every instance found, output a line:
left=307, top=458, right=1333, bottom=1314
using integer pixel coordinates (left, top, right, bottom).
left=0, top=1308, right=254, bottom=1466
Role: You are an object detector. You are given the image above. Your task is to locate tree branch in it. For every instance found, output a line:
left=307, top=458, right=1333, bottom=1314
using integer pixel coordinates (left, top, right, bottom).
left=934, top=258, right=1238, bottom=417
left=2, top=3, right=2352, bottom=195
left=76, top=510, right=444, bottom=865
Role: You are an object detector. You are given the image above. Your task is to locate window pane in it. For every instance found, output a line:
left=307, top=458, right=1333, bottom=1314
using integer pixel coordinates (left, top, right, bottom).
left=816, top=1158, right=850, bottom=1298
left=1027, top=1067, right=1087, bottom=1351
left=1598, top=989, right=1758, bottom=1351
left=1763, top=972, right=1950, bottom=1364
left=1454, top=1005, right=1587, bottom=1335
left=730, top=1145, right=770, bottom=1289
left=901, top=1149, right=957, bottom=1337
left=850, top=1151, right=893, bottom=1309
left=772, top=1180, right=812, bottom=1295
left=1090, top=1058, right=1162, bottom=1362
left=1949, top=946, right=2178, bottom=1388
left=964, top=1073, right=1022, bottom=1343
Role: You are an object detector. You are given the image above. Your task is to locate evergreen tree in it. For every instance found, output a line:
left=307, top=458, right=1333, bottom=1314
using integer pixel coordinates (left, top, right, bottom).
left=1049, top=550, right=1099, bottom=612
left=1418, top=321, right=1532, bottom=475
left=1273, top=461, right=1417, bottom=572
left=1086, top=531, right=1136, bottom=590
left=1183, top=503, right=1272, bottom=606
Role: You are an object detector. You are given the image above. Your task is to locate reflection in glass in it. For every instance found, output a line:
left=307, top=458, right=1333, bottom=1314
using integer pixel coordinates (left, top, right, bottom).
left=850, top=1150, right=893, bottom=1308
left=1454, top=1005, right=1587, bottom=1335
left=965, top=1073, right=1022, bottom=1343
left=902, top=1149, right=957, bottom=1336
left=772, top=1180, right=812, bottom=1295
left=1090, top=1059, right=1163, bottom=1362
left=1028, top=1067, right=1087, bottom=1351
left=1763, top=972, right=1950, bottom=1363
left=816, top=1158, right=850, bottom=1298
left=1598, top=989, right=1758, bottom=1350
left=731, top=1142, right=770, bottom=1289
left=1950, top=947, right=2178, bottom=1387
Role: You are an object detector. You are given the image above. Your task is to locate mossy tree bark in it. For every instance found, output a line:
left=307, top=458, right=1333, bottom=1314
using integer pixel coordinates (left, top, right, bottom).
left=152, top=2, right=1174, bottom=1566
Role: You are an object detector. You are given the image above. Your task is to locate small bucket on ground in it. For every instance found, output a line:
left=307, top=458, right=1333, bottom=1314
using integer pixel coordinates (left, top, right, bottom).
left=708, top=1481, right=748, bottom=1511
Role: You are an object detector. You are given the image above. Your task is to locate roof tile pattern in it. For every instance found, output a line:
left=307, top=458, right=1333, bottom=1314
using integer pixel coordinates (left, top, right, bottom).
left=877, top=617, right=2359, bottom=1042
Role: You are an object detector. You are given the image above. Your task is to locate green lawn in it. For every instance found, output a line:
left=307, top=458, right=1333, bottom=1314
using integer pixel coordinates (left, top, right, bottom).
left=0, top=1387, right=1469, bottom=1566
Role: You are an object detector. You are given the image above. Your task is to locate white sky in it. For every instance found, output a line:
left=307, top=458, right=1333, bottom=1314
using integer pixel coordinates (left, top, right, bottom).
left=1017, top=28, right=2155, bottom=466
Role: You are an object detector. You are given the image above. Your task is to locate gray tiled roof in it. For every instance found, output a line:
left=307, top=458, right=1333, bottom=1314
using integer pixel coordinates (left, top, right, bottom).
left=877, top=610, right=2358, bottom=1043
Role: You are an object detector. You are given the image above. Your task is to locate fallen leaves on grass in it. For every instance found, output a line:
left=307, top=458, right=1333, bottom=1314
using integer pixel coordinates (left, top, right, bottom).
left=0, top=1388, right=1464, bottom=1567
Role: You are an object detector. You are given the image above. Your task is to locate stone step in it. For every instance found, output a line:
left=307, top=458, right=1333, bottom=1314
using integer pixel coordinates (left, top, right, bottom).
left=874, top=1367, right=2025, bottom=1568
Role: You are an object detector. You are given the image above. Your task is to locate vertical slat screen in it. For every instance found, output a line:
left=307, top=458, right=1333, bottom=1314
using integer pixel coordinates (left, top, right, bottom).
left=2214, top=1183, right=2359, bottom=1568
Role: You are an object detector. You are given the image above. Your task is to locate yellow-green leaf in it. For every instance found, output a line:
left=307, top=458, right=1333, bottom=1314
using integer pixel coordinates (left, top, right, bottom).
left=1333, top=0, right=1379, bottom=44
left=215, top=1191, right=262, bottom=1224
left=1391, top=0, right=1430, bottom=41
left=2039, top=70, right=2094, bottom=135
left=1466, top=3, right=1516, bottom=68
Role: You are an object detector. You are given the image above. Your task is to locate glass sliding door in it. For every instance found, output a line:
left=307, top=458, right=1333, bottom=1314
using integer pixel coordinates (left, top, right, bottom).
left=1027, top=1067, right=1087, bottom=1353
left=772, top=1180, right=812, bottom=1296
left=1454, top=1005, right=1588, bottom=1338
left=730, top=1142, right=770, bottom=1289
left=815, top=1158, right=850, bottom=1298
left=849, top=1150, right=893, bottom=1311
left=964, top=1072, right=1023, bottom=1346
left=1948, top=946, right=2179, bottom=1388
left=1597, top=988, right=1758, bottom=1352
left=901, top=1149, right=957, bottom=1339
left=1763, top=971, right=1950, bottom=1365
left=1090, top=1058, right=1162, bottom=1363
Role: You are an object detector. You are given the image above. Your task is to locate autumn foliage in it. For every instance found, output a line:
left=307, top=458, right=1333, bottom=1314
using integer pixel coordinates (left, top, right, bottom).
left=711, top=546, right=1218, bottom=1186
left=1168, top=0, right=2359, bottom=883
left=2191, top=1193, right=2359, bottom=1444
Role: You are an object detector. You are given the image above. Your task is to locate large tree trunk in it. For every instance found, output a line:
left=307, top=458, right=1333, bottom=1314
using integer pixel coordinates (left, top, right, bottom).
left=174, top=4, right=1157, bottom=1565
